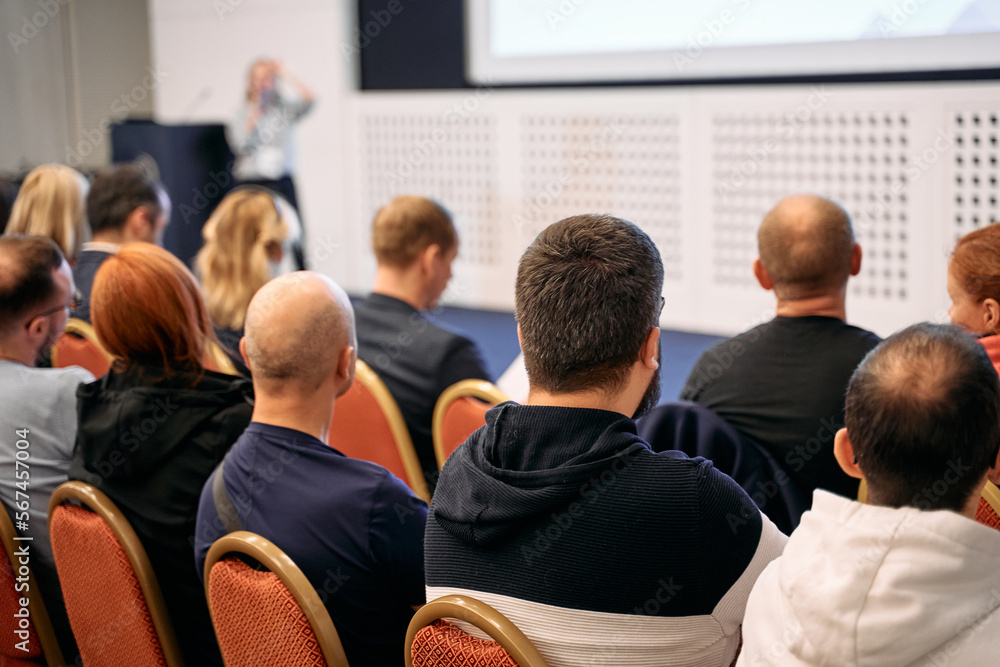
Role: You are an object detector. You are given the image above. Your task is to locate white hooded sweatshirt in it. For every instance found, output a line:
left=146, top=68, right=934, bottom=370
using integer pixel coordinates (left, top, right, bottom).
left=737, top=490, right=1000, bottom=667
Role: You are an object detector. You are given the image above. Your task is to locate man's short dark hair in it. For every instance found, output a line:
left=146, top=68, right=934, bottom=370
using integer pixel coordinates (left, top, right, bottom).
left=846, top=322, right=1000, bottom=512
left=86, top=164, right=161, bottom=234
left=0, top=235, right=63, bottom=335
left=515, top=214, right=664, bottom=394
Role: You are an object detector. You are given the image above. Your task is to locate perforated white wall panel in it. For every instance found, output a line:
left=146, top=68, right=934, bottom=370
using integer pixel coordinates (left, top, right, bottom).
left=347, top=83, right=1000, bottom=337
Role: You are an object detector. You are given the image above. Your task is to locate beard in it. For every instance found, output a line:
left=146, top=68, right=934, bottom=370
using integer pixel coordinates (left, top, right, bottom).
left=632, top=341, right=662, bottom=420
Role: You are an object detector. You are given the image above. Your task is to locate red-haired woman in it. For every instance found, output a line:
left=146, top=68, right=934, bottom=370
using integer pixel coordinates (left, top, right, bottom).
left=948, top=224, right=1000, bottom=374
left=69, top=243, right=252, bottom=667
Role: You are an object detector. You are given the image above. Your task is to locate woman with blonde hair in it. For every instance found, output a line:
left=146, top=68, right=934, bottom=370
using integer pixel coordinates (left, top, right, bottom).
left=69, top=243, right=252, bottom=667
left=948, top=223, right=1000, bottom=374
left=195, top=186, right=289, bottom=356
left=6, top=164, right=88, bottom=264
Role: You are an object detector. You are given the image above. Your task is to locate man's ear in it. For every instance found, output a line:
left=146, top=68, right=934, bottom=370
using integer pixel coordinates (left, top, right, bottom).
left=850, top=243, right=862, bottom=277
left=753, top=259, right=774, bottom=292
left=982, top=297, right=1000, bottom=333
left=239, top=337, right=251, bottom=370
left=123, top=206, right=152, bottom=242
left=516, top=323, right=523, bottom=351
left=420, top=244, right=442, bottom=274
left=987, top=441, right=1000, bottom=486
left=833, top=428, right=864, bottom=480
left=334, top=345, right=355, bottom=397
left=640, top=326, right=659, bottom=370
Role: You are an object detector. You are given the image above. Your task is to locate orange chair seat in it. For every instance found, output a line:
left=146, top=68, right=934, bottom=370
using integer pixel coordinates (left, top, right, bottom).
left=209, top=558, right=326, bottom=667
left=411, top=620, right=518, bottom=667
left=976, top=495, right=1000, bottom=530
left=49, top=504, right=167, bottom=667
left=438, top=397, right=492, bottom=466
left=51, top=332, right=110, bottom=377
left=0, top=543, right=43, bottom=664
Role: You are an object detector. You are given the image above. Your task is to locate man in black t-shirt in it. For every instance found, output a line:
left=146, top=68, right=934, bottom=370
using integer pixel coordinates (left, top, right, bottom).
left=354, top=196, right=491, bottom=492
left=671, top=194, right=880, bottom=531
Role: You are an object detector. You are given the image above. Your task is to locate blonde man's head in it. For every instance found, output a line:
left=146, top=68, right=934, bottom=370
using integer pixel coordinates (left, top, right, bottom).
left=371, top=195, right=456, bottom=269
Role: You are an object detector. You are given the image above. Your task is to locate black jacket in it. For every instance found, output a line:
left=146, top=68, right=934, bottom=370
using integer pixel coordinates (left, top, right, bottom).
left=70, top=367, right=253, bottom=667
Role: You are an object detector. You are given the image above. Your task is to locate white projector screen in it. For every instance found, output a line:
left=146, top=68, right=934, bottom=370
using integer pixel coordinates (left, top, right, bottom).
left=466, top=0, right=1000, bottom=85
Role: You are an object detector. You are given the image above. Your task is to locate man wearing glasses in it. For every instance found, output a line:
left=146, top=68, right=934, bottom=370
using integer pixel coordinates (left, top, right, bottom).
left=0, top=234, right=90, bottom=662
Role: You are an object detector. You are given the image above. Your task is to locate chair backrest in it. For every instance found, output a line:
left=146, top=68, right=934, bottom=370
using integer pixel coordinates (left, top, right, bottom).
left=976, top=481, right=1000, bottom=530
left=47, top=481, right=184, bottom=667
left=204, top=531, right=349, bottom=667
left=0, top=508, right=62, bottom=666
left=431, top=380, right=508, bottom=470
left=405, top=595, right=548, bottom=667
left=50, top=318, right=112, bottom=378
left=329, top=360, right=430, bottom=502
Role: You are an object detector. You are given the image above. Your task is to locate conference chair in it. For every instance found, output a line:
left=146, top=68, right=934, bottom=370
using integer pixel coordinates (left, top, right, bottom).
left=0, top=507, right=63, bottom=666
left=431, top=380, right=509, bottom=469
left=329, top=360, right=430, bottom=502
left=976, top=481, right=1000, bottom=530
left=50, top=318, right=112, bottom=378
left=204, top=531, right=349, bottom=667
left=406, top=594, right=547, bottom=667
left=47, top=481, right=184, bottom=667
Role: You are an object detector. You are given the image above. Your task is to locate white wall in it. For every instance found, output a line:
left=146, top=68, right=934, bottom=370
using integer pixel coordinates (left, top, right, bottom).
left=149, top=0, right=356, bottom=288
left=150, top=4, right=1000, bottom=338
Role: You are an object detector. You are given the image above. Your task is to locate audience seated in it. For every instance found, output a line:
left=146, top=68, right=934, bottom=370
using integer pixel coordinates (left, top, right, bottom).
left=73, top=164, right=169, bottom=323
left=737, top=323, right=1000, bottom=665
left=5, top=164, right=88, bottom=266
left=0, top=235, right=89, bottom=663
left=948, top=224, right=1000, bottom=375
left=674, top=194, right=880, bottom=531
left=354, top=195, right=490, bottom=491
left=426, top=214, right=787, bottom=667
left=195, top=186, right=289, bottom=373
left=68, top=243, right=252, bottom=667
left=195, top=271, right=428, bottom=666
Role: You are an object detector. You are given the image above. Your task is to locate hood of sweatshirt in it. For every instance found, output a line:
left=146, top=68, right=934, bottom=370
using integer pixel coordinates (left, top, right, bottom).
left=74, top=367, right=253, bottom=483
left=431, top=402, right=651, bottom=547
left=761, top=490, right=1000, bottom=666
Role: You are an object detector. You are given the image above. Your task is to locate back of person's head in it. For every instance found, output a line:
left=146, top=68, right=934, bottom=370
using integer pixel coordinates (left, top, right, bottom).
left=0, top=234, right=64, bottom=338
left=949, top=224, right=1000, bottom=336
left=92, top=243, right=213, bottom=376
left=371, top=195, right=456, bottom=269
left=757, top=194, right=855, bottom=300
left=515, top=214, right=664, bottom=394
left=86, top=164, right=162, bottom=236
left=196, top=188, right=289, bottom=331
left=845, top=322, right=1000, bottom=512
left=6, top=164, right=88, bottom=263
left=243, top=272, right=356, bottom=394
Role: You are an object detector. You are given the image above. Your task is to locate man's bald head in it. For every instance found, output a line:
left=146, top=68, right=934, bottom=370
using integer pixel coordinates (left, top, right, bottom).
left=244, top=271, right=356, bottom=391
left=757, top=194, right=856, bottom=300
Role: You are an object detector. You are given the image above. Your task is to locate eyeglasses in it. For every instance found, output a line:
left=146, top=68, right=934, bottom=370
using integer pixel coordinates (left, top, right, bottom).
left=25, top=289, right=82, bottom=329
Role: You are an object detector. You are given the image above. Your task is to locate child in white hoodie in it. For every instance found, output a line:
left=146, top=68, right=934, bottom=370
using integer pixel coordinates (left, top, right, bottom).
left=737, top=322, right=1000, bottom=667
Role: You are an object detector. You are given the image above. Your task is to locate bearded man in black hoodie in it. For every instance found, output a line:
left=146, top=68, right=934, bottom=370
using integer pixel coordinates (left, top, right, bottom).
left=425, top=214, right=788, bottom=666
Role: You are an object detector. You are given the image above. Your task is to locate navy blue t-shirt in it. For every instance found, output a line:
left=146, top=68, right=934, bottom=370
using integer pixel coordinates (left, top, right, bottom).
left=195, top=422, right=428, bottom=666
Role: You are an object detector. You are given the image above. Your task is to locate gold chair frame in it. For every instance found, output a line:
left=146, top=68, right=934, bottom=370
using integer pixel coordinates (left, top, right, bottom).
left=48, top=481, right=185, bottom=666
left=405, top=594, right=548, bottom=667
left=0, top=506, right=64, bottom=666
left=431, top=380, right=509, bottom=470
left=204, top=531, right=349, bottom=667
